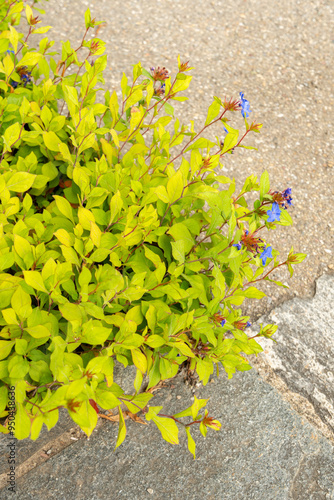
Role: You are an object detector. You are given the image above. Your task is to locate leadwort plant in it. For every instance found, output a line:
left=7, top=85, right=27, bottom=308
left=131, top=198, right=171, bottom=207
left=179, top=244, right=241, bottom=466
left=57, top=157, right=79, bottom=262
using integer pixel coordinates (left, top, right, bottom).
left=0, top=1, right=305, bottom=457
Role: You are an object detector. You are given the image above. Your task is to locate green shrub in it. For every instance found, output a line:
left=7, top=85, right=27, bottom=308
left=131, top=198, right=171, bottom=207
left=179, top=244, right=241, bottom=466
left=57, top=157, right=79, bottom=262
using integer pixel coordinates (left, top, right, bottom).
left=0, top=1, right=305, bottom=456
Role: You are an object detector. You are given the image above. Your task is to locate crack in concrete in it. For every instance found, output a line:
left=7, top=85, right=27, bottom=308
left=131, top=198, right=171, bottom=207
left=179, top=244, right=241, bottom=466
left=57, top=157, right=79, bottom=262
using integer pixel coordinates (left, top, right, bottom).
left=251, top=273, right=334, bottom=448
left=253, top=356, right=334, bottom=446
left=0, top=426, right=86, bottom=491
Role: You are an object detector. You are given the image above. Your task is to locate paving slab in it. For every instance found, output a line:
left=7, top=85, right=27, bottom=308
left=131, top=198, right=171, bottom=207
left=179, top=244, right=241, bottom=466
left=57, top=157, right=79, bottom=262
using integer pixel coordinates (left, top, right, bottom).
left=30, top=0, right=334, bottom=318
left=254, top=273, right=334, bottom=443
left=1, top=368, right=333, bottom=500
left=1, top=274, right=334, bottom=499
left=0, top=364, right=137, bottom=485
left=1, top=0, right=334, bottom=497
left=4, top=279, right=330, bottom=498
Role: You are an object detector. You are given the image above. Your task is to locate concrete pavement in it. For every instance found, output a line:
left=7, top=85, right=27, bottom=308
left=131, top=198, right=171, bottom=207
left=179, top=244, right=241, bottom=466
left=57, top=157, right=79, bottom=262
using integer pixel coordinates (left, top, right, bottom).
left=1, top=0, right=333, bottom=497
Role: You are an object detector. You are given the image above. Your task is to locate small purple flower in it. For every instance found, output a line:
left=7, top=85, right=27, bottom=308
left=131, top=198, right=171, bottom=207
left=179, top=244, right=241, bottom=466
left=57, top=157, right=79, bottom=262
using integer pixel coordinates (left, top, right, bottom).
left=221, top=319, right=226, bottom=327
left=6, top=50, right=14, bottom=55
left=10, top=66, right=32, bottom=89
left=223, top=126, right=228, bottom=134
left=282, top=187, right=293, bottom=209
left=246, top=321, right=252, bottom=328
left=259, top=246, right=273, bottom=266
left=239, top=92, right=251, bottom=118
left=21, top=73, right=31, bottom=86
left=233, top=243, right=242, bottom=250
left=244, top=229, right=249, bottom=236
left=267, top=202, right=281, bottom=222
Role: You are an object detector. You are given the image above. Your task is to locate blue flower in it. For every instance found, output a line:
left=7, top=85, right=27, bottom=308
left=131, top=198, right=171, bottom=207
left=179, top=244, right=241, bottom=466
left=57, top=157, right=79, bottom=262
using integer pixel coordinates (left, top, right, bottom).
left=223, top=126, right=228, bottom=134
left=239, top=92, right=251, bottom=118
left=6, top=50, right=14, bottom=55
left=221, top=319, right=226, bottom=327
left=282, top=188, right=293, bottom=208
left=259, top=246, right=273, bottom=266
left=233, top=242, right=242, bottom=250
left=20, top=69, right=32, bottom=87
left=267, top=202, right=281, bottom=222
left=10, top=66, right=32, bottom=89
left=246, top=321, right=252, bottom=328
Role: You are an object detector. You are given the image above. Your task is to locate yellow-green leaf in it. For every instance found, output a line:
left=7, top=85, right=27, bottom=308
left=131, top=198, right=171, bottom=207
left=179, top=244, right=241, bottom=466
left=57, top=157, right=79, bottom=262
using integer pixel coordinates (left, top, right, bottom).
left=2, top=308, right=19, bottom=325
left=110, top=129, right=119, bottom=148
left=54, top=229, right=74, bottom=247
left=23, top=271, right=48, bottom=293
left=53, top=195, right=75, bottom=223
left=24, top=325, right=51, bottom=339
left=115, top=407, right=126, bottom=450
left=11, top=286, right=32, bottom=319
left=7, top=172, right=36, bottom=192
left=0, top=340, right=15, bottom=360
left=19, top=51, right=42, bottom=67
left=131, top=349, right=147, bottom=374
left=155, top=185, right=169, bottom=204
left=205, top=99, right=220, bottom=126
left=167, top=170, right=183, bottom=203
left=14, top=234, right=32, bottom=260
left=90, top=222, right=101, bottom=247
left=31, top=415, right=44, bottom=440
left=152, top=415, right=179, bottom=445
left=78, top=207, right=95, bottom=230
left=43, top=131, right=60, bottom=152
left=14, top=403, right=31, bottom=440
left=185, top=426, right=196, bottom=459
left=9, top=26, right=19, bottom=53
left=25, top=4, right=33, bottom=23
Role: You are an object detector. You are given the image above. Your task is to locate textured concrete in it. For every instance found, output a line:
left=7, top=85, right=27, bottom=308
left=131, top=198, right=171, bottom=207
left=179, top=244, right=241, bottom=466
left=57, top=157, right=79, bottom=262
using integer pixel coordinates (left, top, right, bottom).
left=1, top=0, right=334, bottom=498
left=254, top=273, right=334, bottom=441
left=29, top=0, right=334, bottom=318
left=0, top=409, right=76, bottom=476
left=0, top=364, right=136, bottom=481
left=2, top=369, right=334, bottom=500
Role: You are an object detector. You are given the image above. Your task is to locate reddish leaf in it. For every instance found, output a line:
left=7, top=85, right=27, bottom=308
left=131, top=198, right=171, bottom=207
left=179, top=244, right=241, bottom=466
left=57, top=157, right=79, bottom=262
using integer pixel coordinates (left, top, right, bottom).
left=89, top=399, right=99, bottom=414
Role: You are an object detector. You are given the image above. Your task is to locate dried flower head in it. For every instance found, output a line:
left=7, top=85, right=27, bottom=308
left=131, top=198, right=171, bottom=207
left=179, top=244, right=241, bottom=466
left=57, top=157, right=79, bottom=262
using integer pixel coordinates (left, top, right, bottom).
left=179, top=60, right=190, bottom=72
left=89, top=40, right=100, bottom=55
left=30, top=16, right=41, bottom=26
left=233, top=319, right=251, bottom=330
left=150, top=66, right=169, bottom=82
left=222, top=97, right=240, bottom=112
left=241, top=229, right=265, bottom=255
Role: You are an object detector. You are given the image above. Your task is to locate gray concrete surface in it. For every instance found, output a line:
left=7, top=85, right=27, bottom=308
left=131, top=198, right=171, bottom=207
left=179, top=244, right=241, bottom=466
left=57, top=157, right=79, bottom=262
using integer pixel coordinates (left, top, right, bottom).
left=32, top=0, right=334, bottom=319
left=2, top=369, right=334, bottom=500
left=1, top=275, right=334, bottom=499
left=1, top=0, right=334, bottom=498
left=254, top=274, right=334, bottom=442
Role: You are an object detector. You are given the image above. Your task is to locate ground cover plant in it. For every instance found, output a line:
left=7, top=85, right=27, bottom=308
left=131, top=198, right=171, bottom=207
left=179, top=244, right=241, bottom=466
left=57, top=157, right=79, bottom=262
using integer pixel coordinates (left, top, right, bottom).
left=0, top=1, right=305, bottom=457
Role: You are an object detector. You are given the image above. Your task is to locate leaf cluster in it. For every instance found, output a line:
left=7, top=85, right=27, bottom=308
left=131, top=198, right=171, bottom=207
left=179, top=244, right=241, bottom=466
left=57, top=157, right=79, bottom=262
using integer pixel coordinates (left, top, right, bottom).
left=0, top=1, right=305, bottom=456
